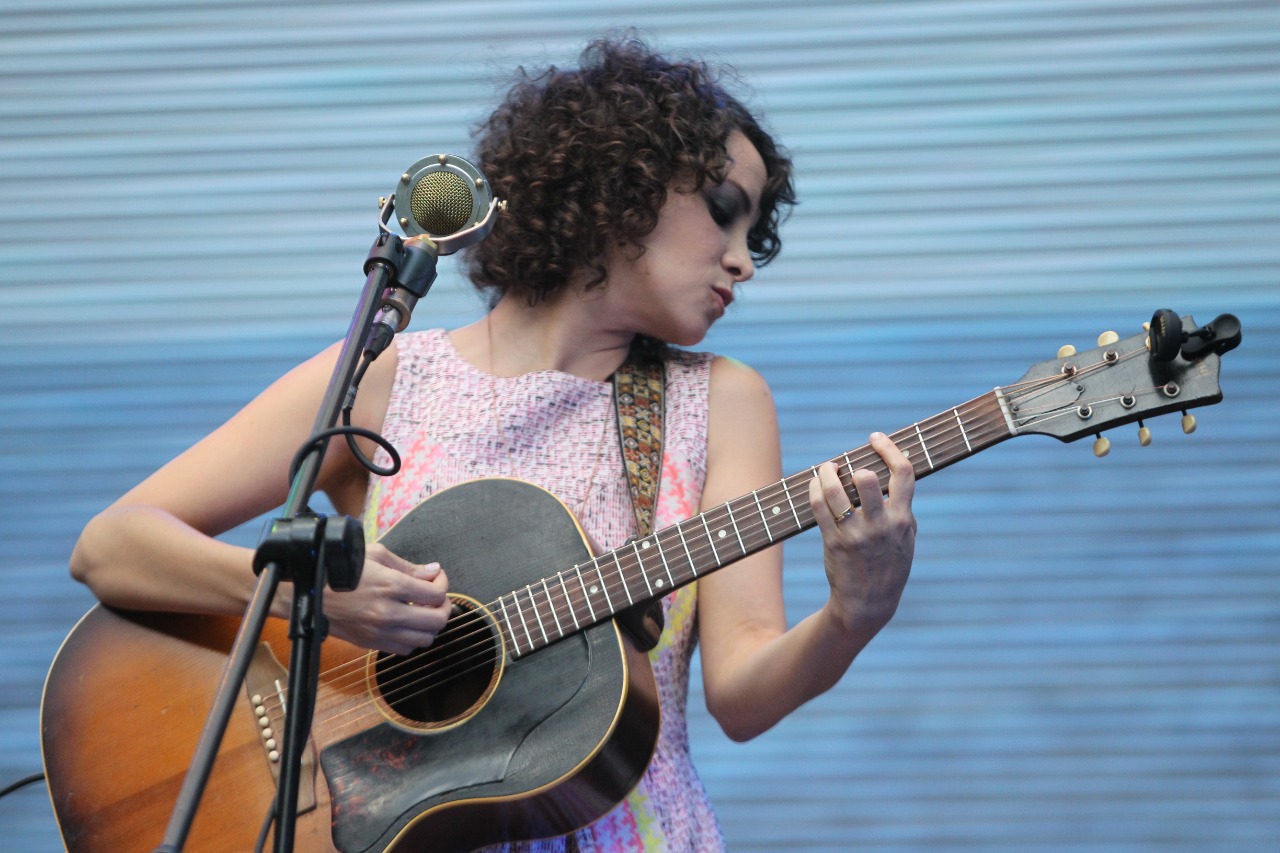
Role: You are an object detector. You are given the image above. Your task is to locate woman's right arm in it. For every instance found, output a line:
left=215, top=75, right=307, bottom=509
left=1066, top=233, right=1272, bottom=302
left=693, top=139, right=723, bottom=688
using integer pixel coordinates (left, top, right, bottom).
left=69, top=341, right=451, bottom=655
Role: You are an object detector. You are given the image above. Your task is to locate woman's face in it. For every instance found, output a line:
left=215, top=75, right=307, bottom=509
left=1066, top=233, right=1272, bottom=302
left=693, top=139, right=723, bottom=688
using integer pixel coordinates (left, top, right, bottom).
left=601, top=131, right=767, bottom=347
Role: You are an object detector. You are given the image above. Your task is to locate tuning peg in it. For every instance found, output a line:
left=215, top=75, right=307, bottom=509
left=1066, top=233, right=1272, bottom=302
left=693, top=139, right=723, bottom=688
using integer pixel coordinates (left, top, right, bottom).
left=1097, top=331, right=1120, bottom=346
left=1138, top=420, right=1152, bottom=446
left=1093, top=434, right=1111, bottom=457
left=1181, top=412, right=1197, bottom=434
left=1058, top=344, right=1077, bottom=358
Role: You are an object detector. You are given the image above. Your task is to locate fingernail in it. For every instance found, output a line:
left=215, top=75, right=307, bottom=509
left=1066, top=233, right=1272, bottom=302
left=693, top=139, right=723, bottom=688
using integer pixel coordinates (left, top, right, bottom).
left=871, top=431, right=885, bottom=440
left=422, top=562, right=441, bottom=578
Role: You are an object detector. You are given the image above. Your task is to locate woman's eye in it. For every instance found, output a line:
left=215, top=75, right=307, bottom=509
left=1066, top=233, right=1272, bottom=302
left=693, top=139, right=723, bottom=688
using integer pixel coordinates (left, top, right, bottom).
left=705, top=192, right=737, bottom=226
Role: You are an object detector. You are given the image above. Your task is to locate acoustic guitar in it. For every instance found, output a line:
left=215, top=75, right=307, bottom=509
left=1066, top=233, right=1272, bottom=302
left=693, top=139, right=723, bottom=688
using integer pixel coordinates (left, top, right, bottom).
left=40, top=314, right=1237, bottom=851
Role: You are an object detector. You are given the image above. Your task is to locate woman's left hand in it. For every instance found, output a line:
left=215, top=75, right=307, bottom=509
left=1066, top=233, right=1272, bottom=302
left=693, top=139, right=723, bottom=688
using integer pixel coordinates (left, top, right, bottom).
left=809, top=431, right=917, bottom=638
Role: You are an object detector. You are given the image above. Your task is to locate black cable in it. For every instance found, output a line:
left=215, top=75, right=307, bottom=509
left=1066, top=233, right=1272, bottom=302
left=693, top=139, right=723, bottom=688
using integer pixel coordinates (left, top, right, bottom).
left=341, top=408, right=398, bottom=477
left=287, top=424, right=400, bottom=486
left=0, top=772, right=45, bottom=800
left=286, top=349, right=401, bottom=484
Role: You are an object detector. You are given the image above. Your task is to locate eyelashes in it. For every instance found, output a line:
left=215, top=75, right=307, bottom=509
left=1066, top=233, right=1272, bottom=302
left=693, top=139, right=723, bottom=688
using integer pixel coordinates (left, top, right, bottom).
left=704, top=189, right=740, bottom=227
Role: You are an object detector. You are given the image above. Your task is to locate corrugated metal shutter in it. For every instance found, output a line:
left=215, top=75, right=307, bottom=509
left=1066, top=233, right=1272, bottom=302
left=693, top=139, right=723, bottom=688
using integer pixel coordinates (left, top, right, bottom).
left=2, top=1, right=1276, bottom=848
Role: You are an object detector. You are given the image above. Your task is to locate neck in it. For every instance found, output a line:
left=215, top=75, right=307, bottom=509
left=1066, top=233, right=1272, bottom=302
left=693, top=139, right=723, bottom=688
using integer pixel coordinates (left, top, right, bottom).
left=452, top=292, right=636, bottom=382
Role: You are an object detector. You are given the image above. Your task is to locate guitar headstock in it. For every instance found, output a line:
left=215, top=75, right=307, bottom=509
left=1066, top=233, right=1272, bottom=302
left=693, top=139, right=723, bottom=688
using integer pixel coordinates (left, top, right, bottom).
left=1004, top=313, right=1238, bottom=452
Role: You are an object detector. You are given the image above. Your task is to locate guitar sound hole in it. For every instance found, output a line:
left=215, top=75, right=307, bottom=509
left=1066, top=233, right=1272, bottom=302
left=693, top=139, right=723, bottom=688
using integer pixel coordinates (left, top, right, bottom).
left=373, top=598, right=501, bottom=729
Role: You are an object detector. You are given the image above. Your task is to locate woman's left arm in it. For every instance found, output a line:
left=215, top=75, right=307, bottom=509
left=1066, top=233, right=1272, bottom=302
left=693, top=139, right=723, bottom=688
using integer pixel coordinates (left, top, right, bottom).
left=696, top=357, right=917, bottom=742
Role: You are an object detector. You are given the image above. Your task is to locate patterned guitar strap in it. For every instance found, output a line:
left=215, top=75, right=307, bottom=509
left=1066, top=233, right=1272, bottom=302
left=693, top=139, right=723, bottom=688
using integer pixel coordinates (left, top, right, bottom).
left=612, top=354, right=667, bottom=652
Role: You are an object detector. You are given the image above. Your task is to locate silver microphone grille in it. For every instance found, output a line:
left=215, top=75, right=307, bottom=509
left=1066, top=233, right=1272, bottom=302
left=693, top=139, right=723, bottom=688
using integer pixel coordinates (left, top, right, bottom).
left=394, top=154, right=494, bottom=239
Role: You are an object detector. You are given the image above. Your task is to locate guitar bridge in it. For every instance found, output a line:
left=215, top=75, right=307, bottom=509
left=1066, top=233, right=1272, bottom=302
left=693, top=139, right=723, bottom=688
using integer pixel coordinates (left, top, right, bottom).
left=245, top=641, right=317, bottom=814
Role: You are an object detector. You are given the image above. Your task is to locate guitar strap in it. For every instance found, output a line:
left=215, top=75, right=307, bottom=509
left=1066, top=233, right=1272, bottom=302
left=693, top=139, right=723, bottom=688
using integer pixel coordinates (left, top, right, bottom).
left=611, top=354, right=667, bottom=652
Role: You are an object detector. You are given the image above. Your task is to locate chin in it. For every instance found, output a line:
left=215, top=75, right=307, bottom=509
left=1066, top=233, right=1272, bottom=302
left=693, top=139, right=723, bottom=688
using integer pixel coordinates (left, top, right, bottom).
left=666, top=327, right=710, bottom=348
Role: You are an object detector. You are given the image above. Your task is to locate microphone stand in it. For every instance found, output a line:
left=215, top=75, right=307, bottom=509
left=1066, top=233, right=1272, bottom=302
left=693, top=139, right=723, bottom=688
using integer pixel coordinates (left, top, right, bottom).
left=153, top=204, right=442, bottom=853
left=153, top=189, right=500, bottom=852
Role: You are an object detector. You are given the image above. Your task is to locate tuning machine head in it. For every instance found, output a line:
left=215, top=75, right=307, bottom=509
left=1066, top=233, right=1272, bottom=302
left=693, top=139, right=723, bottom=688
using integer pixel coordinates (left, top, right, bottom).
left=1148, top=309, right=1242, bottom=362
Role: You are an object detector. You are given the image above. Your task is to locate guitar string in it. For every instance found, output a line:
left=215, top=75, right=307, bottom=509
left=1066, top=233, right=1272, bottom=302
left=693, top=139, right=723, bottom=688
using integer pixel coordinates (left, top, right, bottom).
left=263, top=410, right=1023, bottom=730
left=260, top=393, right=1023, bottom=727
left=279, top=390, right=1010, bottom=698
left=256, top=371, right=1076, bottom=725
left=277, top=408, right=1021, bottom=731
left=259, top=349, right=1156, bottom=727
left=355, top=364, right=1180, bottom=713
left=260, top=370, right=1106, bottom=727
left=355, top=358, right=1177, bottom=713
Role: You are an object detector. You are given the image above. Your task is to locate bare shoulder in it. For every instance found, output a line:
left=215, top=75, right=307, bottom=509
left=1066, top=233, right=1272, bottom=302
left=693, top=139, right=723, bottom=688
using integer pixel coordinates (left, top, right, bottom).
left=708, top=353, right=773, bottom=398
left=707, top=355, right=778, bottom=440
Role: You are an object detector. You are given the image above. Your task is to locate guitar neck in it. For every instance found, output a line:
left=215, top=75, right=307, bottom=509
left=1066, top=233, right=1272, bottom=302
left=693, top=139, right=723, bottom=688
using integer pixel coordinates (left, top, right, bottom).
left=495, top=389, right=1015, bottom=658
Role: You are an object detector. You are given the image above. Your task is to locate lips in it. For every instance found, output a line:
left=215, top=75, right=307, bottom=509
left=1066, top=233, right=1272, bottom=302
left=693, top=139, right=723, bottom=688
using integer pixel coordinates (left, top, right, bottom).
left=712, top=285, right=735, bottom=311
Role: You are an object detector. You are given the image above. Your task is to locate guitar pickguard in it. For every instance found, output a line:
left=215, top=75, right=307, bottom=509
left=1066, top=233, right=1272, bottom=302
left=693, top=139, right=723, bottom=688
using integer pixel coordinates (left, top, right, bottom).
left=321, top=631, right=593, bottom=852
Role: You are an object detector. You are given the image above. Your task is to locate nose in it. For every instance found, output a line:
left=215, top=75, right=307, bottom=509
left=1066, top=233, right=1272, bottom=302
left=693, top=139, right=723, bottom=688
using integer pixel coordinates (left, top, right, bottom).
left=723, top=233, right=755, bottom=283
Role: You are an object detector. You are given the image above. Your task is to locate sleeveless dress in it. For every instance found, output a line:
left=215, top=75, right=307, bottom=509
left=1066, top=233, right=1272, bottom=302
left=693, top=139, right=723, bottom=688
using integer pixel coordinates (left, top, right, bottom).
left=363, top=329, right=727, bottom=852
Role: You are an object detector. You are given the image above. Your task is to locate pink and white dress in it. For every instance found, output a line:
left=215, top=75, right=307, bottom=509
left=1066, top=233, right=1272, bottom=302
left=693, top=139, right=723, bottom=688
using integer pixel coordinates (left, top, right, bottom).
left=363, top=329, right=726, bottom=851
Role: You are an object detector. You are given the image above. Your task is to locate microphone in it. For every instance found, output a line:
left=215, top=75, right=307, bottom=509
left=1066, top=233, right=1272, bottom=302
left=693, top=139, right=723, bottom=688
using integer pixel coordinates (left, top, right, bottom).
left=368, top=155, right=503, bottom=346
left=392, top=153, right=501, bottom=252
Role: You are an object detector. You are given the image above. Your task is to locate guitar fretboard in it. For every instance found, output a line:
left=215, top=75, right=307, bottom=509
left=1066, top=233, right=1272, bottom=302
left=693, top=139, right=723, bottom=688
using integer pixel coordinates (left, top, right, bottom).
left=495, top=389, right=1016, bottom=658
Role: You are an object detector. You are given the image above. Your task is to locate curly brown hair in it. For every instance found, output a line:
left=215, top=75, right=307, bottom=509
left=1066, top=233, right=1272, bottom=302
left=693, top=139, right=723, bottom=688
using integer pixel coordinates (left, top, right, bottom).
left=466, top=36, right=796, bottom=304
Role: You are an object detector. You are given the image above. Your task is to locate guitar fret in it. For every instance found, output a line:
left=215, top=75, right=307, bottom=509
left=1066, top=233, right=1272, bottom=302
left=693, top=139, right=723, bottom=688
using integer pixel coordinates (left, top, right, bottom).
left=573, top=564, right=598, bottom=623
left=840, top=452, right=856, bottom=491
left=511, top=593, right=534, bottom=654
left=541, top=579, right=563, bottom=638
left=650, top=536, right=676, bottom=590
left=632, top=541, right=655, bottom=597
left=523, top=586, right=548, bottom=646
left=751, top=490, right=775, bottom=543
left=784, top=478, right=803, bottom=528
left=700, top=514, right=721, bottom=565
left=707, top=508, right=735, bottom=561
left=953, top=408, right=972, bottom=453
left=558, top=574, right=581, bottom=631
left=613, top=550, right=635, bottom=606
left=674, top=523, right=699, bottom=578
left=738, top=498, right=766, bottom=552
left=593, top=562, right=615, bottom=613
left=913, top=422, right=935, bottom=470
left=725, top=502, right=746, bottom=555
left=497, top=596, right=514, bottom=654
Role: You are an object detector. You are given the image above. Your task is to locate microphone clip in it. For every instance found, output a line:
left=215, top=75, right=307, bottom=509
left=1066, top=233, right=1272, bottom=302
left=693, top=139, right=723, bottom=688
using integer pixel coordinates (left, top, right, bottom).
left=361, top=231, right=439, bottom=352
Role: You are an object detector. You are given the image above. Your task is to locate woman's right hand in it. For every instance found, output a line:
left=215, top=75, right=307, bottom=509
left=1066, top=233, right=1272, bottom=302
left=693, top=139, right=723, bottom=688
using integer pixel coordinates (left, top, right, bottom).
left=322, top=543, right=451, bottom=655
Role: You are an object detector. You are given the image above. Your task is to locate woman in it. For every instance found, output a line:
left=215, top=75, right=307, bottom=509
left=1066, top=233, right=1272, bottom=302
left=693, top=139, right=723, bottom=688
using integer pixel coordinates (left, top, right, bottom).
left=70, top=36, right=917, bottom=851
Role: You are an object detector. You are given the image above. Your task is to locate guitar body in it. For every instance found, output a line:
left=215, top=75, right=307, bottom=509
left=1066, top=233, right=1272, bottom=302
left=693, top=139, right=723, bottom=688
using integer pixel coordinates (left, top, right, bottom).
left=42, top=479, right=660, bottom=852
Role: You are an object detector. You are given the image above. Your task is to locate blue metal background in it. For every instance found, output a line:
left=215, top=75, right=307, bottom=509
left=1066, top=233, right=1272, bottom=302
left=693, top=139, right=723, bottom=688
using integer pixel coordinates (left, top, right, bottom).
left=2, top=1, right=1277, bottom=849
